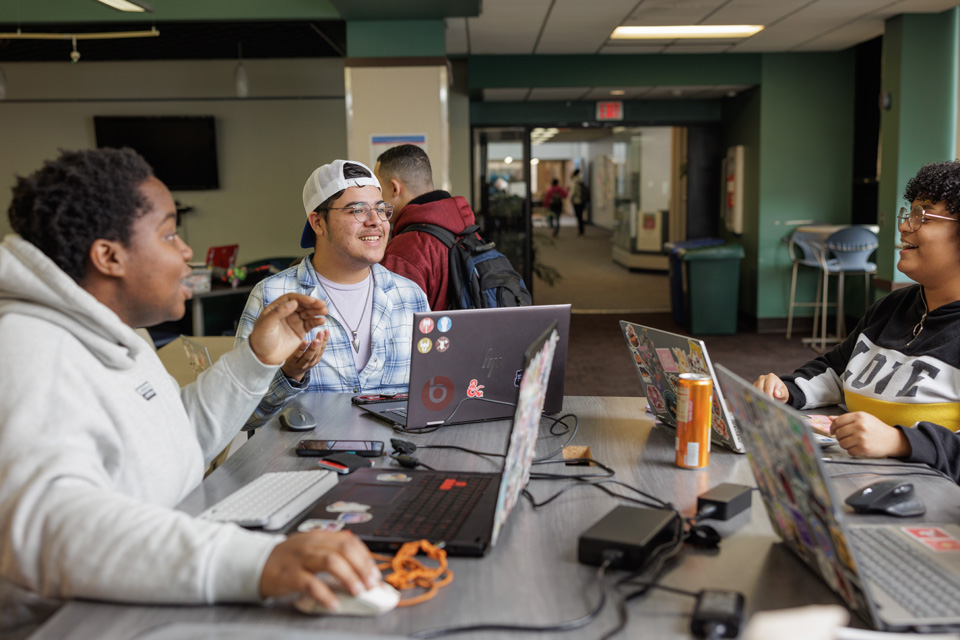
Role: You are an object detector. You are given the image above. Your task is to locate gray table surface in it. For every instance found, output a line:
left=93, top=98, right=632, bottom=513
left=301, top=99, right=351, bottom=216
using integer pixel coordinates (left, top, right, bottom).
left=30, top=395, right=960, bottom=640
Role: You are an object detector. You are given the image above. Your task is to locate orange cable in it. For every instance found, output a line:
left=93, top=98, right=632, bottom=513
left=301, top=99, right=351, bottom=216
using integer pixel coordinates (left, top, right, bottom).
left=373, top=540, right=453, bottom=607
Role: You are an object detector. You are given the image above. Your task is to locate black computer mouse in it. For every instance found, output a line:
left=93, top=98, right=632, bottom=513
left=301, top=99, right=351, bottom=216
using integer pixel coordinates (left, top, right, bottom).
left=279, top=406, right=317, bottom=431
left=844, top=480, right=926, bottom=517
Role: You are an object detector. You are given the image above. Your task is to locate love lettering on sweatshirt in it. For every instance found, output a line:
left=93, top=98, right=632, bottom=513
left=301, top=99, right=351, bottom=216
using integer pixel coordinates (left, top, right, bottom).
left=842, top=336, right=960, bottom=401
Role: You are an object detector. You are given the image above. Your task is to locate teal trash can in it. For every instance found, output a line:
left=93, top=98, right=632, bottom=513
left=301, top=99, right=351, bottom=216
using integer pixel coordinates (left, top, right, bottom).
left=680, top=244, right=745, bottom=335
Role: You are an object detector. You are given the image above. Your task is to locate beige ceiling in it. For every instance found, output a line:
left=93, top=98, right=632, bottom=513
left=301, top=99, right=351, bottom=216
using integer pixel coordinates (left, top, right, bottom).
left=455, top=0, right=959, bottom=102
left=446, top=0, right=959, bottom=55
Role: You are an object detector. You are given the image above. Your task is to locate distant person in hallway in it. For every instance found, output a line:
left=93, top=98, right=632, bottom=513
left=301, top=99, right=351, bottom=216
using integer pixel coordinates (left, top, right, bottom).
left=570, top=168, right=587, bottom=236
left=544, top=178, right=568, bottom=238
left=236, top=159, right=428, bottom=428
left=375, top=144, right=477, bottom=311
left=0, top=148, right=380, bottom=636
left=754, top=160, right=960, bottom=481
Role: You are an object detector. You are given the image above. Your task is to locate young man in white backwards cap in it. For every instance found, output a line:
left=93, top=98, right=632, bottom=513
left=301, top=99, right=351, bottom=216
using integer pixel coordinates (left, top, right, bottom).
left=236, top=159, right=429, bottom=427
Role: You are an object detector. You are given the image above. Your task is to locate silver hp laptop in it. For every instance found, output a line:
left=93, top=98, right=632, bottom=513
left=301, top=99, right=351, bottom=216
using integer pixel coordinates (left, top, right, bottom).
left=716, top=364, right=960, bottom=632
left=619, top=321, right=744, bottom=453
left=363, top=305, right=570, bottom=429
left=295, top=323, right=561, bottom=556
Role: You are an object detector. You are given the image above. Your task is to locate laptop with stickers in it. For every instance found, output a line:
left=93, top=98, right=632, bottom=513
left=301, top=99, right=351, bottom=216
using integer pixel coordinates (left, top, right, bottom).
left=715, top=364, right=960, bottom=632
left=363, top=305, right=570, bottom=429
left=619, top=322, right=744, bottom=453
left=293, top=323, right=560, bottom=556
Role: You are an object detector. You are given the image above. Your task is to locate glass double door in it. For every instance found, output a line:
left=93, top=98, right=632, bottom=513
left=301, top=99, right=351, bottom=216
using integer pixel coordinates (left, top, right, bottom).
left=472, top=127, right=532, bottom=290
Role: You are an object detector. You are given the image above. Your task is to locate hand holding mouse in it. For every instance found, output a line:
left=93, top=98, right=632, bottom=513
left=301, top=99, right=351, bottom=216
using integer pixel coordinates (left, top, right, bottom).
left=259, top=530, right=380, bottom=612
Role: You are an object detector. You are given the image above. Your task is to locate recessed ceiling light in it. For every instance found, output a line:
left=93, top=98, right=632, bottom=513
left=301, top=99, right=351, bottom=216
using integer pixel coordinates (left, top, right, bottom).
left=504, top=156, right=514, bottom=164
left=610, top=90, right=626, bottom=96
left=611, top=25, right=763, bottom=39
left=530, top=158, right=540, bottom=165
left=93, top=0, right=153, bottom=12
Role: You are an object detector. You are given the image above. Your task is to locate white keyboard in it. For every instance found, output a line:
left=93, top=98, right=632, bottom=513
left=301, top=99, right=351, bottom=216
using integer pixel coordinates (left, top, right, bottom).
left=198, top=470, right=338, bottom=531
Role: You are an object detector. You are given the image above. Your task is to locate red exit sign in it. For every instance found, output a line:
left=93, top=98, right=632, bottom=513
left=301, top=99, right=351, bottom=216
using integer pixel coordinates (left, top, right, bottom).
left=596, top=101, right=623, bottom=121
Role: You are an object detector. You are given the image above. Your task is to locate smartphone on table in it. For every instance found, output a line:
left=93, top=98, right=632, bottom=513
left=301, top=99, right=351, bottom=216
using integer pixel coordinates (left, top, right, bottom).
left=295, top=439, right=384, bottom=458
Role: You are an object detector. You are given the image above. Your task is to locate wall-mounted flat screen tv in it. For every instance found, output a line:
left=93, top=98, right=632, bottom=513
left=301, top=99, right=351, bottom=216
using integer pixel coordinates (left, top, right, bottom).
left=94, top=115, right=220, bottom=190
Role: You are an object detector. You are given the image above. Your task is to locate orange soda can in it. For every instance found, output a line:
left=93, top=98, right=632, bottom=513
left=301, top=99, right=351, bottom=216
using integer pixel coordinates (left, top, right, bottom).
left=675, top=373, right=713, bottom=469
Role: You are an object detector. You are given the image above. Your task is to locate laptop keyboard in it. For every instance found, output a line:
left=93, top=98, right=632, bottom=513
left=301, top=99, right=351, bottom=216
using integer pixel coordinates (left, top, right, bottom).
left=373, top=473, right=492, bottom=541
left=386, top=408, right=408, bottom=418
left=198, top=470, right=337, bottom=531
left=850, top=527, right=960, bottom=619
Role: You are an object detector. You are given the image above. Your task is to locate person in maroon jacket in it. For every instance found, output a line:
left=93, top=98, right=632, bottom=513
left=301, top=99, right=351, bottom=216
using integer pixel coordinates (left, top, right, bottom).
left=375, top=144, right=477, bottom=311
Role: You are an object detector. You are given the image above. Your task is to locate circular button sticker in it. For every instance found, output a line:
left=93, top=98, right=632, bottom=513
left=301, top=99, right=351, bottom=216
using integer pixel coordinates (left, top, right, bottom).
left=435, top=336, right=450, bottom=352
left=419, top=317, right=435, bottom=334
left=437, top=316, right=452, bottom=332
left=421, top=375, right=454, bottom=411
left=417, top=337, right=432, bottom=353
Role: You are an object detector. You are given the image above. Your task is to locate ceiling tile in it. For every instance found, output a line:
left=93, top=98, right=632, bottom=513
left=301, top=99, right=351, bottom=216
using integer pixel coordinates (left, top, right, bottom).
left=599, top=43, right=670, bottom=54
left=535, top=0, right=635, bottom=54
left=483, top=88, right=530, bottom=101
left=465, top=0, right=551, bottom=54
left=624, top=0, right=724, bottom=26
left=445, top=17, right=469, bottom=55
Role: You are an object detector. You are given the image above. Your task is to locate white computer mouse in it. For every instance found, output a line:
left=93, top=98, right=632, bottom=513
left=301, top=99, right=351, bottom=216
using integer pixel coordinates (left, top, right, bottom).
left=294, top=581, right=400, bottom=616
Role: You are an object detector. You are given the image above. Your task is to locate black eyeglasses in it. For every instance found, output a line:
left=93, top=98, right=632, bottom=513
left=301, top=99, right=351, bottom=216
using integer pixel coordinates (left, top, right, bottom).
left=897, top=205, right=959, bottom=231
left=327, top=202, right=394, bottom=222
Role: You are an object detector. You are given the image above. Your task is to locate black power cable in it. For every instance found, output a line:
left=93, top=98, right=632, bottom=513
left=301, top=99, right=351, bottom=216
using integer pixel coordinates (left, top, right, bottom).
left=409, top=557, right=615, bottom=638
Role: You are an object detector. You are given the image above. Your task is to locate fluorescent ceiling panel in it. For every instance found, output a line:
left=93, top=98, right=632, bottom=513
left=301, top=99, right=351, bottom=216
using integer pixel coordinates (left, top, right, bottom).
left=611, top=25, right=764, bottom=39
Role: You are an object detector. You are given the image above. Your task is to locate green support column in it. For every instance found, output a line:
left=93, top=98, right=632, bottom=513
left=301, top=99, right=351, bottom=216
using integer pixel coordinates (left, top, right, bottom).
left=877, top=9, right=959, bottom=287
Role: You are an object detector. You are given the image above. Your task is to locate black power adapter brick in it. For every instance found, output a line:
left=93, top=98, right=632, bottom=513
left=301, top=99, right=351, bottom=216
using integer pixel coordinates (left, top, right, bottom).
left=696, top=483, right=752, bottom=520
left=578, top=506, right=679, bottom=570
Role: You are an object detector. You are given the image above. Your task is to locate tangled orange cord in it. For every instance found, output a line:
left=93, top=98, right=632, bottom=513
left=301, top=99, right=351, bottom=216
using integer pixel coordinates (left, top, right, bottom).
left=373, top=540, right=452, bottom=606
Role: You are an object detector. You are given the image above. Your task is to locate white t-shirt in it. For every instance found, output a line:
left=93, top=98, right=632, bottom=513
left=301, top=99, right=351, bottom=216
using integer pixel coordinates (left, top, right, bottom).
left=316, top=270, right=374, bottom=372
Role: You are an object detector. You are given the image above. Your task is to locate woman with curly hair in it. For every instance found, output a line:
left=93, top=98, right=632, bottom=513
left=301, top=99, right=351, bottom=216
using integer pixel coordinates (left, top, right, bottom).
left=755, top=160, right=960, bottom=479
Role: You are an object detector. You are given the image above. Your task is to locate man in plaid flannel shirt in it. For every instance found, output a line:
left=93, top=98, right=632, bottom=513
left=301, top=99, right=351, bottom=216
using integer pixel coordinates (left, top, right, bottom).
left=236, top=159, right=428, bottom=428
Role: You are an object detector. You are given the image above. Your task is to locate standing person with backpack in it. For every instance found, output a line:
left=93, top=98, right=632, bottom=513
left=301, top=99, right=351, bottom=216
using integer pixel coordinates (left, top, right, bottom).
left=376, top=145, right=530, bottom=310
left=543, top=178, right=568, bottom=238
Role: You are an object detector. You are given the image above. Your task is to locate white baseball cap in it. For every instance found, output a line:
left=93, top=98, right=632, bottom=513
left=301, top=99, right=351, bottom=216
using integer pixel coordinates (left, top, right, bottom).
left=300, top=159, right=381, bottom=248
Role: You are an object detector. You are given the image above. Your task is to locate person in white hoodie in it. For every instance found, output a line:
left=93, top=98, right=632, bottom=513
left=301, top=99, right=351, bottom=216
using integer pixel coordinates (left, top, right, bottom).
left=0, top=148, right=380, bottom=637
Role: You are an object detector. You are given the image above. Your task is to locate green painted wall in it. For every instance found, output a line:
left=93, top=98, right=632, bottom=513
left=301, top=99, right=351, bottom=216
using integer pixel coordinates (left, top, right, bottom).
left=346, top=20, right=445, bottom=58
left=754, top=52, right=856, bottom=320
left=877, top=9, right=959, bottom=284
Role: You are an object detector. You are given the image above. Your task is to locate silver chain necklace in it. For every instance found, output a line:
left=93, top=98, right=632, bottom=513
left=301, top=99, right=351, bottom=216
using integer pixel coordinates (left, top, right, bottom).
left=322, top=273, right=372, bottom=353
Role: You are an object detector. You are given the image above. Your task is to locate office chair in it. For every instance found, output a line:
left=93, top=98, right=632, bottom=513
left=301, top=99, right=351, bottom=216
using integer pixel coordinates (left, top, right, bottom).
left=786, top=229, right=829, bottom=341
left=815, top=226, right=878, bottom=351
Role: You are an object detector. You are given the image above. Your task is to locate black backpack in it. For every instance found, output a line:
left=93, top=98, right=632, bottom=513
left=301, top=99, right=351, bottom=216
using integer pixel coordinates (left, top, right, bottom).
left=399, top=223, right=532, bottom=309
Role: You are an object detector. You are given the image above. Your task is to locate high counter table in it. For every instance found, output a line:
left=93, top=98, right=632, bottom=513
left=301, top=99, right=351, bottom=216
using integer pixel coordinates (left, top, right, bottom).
left=30, top=395, right=960, bottom=640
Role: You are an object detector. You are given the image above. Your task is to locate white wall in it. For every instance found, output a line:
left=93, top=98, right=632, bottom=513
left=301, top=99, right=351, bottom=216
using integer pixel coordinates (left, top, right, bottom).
left=638, top=127, right=671, bottom=212
left=0, top=58, right=474, bottom=263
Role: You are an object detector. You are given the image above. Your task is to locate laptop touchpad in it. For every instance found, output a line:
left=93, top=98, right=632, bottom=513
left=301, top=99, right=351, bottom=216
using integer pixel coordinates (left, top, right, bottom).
left=341, top=484, right=405, bottom=506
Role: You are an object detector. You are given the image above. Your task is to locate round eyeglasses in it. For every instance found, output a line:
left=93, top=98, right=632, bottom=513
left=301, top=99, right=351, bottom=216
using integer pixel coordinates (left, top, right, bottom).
left=897, top=205, right=959, bottom=231
left=327, top=202, right=394, bottom=223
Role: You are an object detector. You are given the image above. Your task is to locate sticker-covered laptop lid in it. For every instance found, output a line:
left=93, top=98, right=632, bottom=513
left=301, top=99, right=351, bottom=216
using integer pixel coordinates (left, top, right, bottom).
left=491, top=323, right=559, bottom=546
left=714, top=364, right=877, bottom=627
left=620, top=321, right=744, bottom=453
